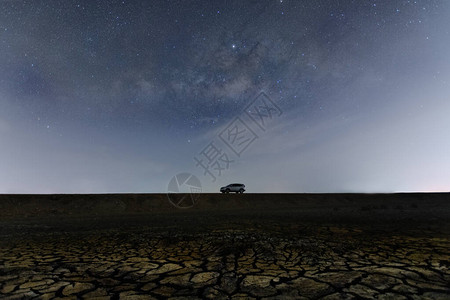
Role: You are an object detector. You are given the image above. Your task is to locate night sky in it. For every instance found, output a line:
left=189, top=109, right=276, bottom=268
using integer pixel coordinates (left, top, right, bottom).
left=1, top=0, right=449, bottom=193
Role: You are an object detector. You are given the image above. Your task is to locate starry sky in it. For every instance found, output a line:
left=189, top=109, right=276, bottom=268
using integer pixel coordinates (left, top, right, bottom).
left=1, top=0, right=450, bottom=193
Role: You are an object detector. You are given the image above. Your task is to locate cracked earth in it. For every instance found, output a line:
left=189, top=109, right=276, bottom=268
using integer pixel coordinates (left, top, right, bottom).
left=1, top=211, right=449, bottom=299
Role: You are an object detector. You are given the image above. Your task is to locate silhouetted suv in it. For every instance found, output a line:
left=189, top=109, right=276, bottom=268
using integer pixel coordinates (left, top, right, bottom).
left=220, top=183, right=245, bottom=194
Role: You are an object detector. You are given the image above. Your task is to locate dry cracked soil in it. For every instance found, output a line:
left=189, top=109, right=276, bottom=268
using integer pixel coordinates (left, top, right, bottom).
left=0, top=200, right=449, bottom=299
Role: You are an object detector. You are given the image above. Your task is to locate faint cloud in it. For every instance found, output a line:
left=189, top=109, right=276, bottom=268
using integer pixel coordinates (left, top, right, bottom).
left=136, top=78, right=156, bottom=96
left=0, top=118, right=10, bottom=134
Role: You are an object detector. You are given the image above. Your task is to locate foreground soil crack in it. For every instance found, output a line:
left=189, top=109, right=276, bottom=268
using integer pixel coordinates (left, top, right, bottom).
left=1, top=215, right=449, bottom=299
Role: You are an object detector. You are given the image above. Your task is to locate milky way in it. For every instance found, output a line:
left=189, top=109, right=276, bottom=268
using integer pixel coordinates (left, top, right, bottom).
left=1, top=0, right=449, bottom=193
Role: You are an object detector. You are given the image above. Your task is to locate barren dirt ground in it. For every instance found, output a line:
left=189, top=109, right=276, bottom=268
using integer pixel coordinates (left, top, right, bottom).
left=1, top=197, right=450, bottom=299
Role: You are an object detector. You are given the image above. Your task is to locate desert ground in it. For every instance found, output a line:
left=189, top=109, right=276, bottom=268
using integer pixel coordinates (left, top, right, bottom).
left=0, top=193, right=449, bottom=299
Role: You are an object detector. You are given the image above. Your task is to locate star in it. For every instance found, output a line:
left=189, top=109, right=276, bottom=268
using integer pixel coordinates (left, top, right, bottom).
left=0, top=0, right=446, bottom=193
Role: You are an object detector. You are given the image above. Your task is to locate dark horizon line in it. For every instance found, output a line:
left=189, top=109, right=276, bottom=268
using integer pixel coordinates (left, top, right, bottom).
left=0, top=192, right=449, bottom=196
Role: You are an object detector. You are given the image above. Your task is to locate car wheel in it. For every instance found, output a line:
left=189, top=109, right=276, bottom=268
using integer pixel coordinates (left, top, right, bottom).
left=225, top=189, right=230, bottom=194
left=239, top=189, right=244, bottom=193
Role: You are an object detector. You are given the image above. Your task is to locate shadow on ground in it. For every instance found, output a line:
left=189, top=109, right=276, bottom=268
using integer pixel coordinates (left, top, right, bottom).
left=0, top=193, right=449, bottom=299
